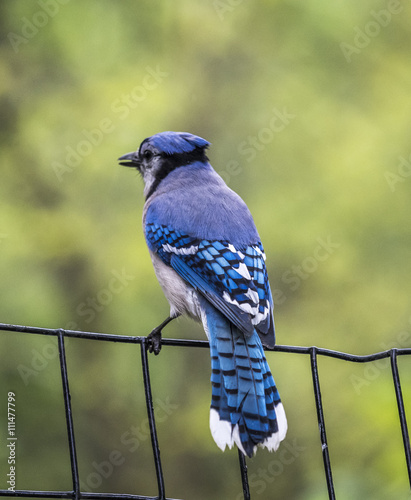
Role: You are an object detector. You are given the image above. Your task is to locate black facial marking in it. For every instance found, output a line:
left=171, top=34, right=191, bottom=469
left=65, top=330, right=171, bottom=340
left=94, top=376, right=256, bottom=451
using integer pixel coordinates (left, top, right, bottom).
left=145, top=147, right=209, bottom=200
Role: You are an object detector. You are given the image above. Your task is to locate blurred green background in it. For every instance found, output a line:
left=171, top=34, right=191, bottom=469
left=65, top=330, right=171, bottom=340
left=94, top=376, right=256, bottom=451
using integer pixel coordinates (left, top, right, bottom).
left=1, top=1, right=411, bottom=498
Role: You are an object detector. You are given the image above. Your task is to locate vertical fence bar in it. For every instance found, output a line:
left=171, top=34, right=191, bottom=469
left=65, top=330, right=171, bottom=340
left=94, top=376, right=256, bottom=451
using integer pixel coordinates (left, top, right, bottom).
left=238, top=450, right=251, bottom=500
left=390, top=349, right=411, bottom=488
left=140, top=339, right=166, bottom=500
left=57, top=330, right=80, bottom=500
left=310, top=347, right=335, bottom=500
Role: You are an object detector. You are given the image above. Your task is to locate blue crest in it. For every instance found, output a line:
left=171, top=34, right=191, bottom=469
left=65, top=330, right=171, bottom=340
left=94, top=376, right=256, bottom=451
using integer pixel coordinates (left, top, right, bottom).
left=144, top=131, right=210, bottom=155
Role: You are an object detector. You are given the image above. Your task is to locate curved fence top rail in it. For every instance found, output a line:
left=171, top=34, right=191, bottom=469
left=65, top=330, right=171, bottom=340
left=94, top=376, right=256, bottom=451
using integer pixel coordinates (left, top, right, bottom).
left=1, top=322, right=410, bottom=361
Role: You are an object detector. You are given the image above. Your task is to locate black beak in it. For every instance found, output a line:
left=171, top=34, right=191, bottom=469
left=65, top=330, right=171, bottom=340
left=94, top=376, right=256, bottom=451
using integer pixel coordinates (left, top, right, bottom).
left=118, top=151, right=141, bottom=168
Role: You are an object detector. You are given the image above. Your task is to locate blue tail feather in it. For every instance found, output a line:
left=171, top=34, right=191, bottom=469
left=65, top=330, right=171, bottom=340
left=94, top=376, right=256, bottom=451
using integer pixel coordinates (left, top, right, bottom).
left=205, top=304, right=287, bottom=457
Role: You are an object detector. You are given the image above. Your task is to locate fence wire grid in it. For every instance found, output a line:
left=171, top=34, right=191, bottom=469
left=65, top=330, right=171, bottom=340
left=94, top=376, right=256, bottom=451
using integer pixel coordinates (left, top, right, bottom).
left=0, top=322, right=410, bottom=500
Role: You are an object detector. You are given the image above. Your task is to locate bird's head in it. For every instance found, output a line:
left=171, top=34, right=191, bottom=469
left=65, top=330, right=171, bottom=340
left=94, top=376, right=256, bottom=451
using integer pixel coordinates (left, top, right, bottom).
left=118, top=131, right=210, bottom=199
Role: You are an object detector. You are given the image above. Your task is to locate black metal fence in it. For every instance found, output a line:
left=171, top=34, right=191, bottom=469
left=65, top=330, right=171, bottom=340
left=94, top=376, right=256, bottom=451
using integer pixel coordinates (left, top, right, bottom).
left=0, top=322, right=410, bottom=500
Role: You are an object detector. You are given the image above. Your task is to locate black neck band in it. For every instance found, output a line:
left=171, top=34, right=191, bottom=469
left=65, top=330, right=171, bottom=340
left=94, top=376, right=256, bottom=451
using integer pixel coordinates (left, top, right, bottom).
left=145, top=149, right=209, bottom=200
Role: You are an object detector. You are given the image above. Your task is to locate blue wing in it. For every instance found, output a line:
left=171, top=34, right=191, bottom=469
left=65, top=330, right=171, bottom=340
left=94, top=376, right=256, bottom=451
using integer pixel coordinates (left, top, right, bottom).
left=145, top=221, right=275, bottom=347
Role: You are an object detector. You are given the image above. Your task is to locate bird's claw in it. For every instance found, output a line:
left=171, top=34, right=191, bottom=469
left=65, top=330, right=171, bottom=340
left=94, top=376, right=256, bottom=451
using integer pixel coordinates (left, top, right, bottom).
left=147, top=328, right=162, bottom=355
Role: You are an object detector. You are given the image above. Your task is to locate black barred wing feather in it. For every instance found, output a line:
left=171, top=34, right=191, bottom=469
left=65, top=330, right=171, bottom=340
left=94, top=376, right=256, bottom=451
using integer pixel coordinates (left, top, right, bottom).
left=145, top=222, right=275, bottom=347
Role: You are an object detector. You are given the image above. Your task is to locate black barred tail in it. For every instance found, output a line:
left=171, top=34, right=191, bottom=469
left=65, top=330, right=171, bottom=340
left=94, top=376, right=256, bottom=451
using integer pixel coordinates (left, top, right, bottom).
left=206, top=307, right=287, bottom=457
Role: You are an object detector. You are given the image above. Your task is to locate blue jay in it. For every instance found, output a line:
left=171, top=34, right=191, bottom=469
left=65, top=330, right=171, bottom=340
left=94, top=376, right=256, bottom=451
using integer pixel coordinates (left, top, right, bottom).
left=119, top=131, right=287, bottom=457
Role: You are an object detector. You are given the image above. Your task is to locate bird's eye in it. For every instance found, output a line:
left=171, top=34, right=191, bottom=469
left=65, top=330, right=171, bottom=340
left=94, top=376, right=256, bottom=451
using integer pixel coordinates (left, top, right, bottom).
left=143, top=150, right=153, bottom=161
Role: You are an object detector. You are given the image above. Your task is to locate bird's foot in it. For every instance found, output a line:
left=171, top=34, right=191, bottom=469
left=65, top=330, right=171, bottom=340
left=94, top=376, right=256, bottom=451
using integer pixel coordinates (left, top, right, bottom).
left=146, top=315, right=179, bottom=355
left=147, top=327, right=162, bottom=355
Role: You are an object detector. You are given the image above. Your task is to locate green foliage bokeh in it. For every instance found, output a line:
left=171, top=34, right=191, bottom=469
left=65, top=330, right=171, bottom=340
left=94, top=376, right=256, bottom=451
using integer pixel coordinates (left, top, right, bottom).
left=1, top=1, right=411, bottom=499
